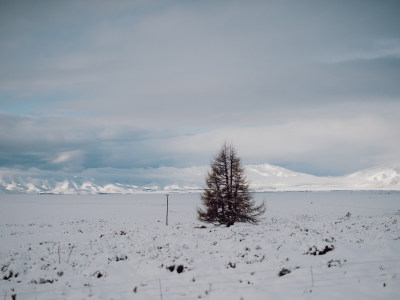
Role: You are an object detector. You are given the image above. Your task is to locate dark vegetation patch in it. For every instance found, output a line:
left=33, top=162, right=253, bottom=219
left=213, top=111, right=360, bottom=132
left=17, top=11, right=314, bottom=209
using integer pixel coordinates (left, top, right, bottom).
left=327, top=259, right=341, bottom=268
left=305, top=245, right=334, bottom=256
left=176, top=265, right=184, bottom=273
left=92, top=271, right=105, bottom=278
left=115, top=255, right=128, bottom=261
left=167, top=264, right=185, bottom=273
left=3, top=270, right=19, bottom=280
left=31, top=278, right=55, bottom=284
left=278, top=268, right=291, bottom=277
left=167, top=265, right=175, bottom=272
left=108, top=255, right=128, bottom=263
left=226, top=221, right=235, bottom=227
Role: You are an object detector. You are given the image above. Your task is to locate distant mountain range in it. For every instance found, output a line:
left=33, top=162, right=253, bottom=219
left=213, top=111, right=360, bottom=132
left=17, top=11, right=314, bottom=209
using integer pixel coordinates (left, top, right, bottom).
left=0, top=164, right=399, bottom=194
left=246, top=164, right=400, bottom=192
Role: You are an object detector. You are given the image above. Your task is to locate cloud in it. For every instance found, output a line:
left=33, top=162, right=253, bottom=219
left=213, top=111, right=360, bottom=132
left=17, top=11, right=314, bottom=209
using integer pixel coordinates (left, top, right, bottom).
left=1, top=100, right=399, bottom=176
left=0, top=1, right=399, bottom=175
left=51, top=151, right=84, bottom=172
left=154, top=111, right=400, bottom=175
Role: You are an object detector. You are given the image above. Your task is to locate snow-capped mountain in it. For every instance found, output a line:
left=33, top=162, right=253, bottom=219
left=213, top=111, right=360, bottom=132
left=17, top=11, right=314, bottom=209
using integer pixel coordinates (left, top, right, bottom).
left=246, top=164, right=400, bottom=191
left=247, top=164, right=400, bottom=192
left=0, top=167, right=205, bottom=194
left=345, top=166, right=400, bottom=190
left=0, top=164, right=399, bottom=194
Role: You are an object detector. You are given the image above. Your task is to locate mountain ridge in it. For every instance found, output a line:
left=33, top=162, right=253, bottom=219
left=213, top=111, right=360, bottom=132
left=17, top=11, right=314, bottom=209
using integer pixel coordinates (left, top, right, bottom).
left=1, top=164, right=399, bottom=194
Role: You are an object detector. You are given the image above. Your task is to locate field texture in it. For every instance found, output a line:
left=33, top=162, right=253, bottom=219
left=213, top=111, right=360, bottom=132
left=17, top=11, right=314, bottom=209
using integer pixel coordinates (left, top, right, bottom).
left=1, top=192, right=399, bottom=299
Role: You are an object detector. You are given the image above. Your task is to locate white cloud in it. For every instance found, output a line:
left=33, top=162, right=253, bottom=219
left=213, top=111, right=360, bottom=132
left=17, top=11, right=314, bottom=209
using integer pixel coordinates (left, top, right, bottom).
left=52, top=150, right=83, bottom=164
left=1, top=1, right=399, bottom=176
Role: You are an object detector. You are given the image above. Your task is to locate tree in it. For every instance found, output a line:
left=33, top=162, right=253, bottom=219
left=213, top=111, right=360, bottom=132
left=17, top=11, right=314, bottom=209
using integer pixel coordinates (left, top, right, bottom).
left=197, top=143, right=265, bottom=226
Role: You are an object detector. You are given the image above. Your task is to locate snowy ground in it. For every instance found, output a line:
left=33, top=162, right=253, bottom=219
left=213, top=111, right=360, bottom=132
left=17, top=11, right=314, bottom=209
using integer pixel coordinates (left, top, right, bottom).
left=1, top=191, right=399, bottom=299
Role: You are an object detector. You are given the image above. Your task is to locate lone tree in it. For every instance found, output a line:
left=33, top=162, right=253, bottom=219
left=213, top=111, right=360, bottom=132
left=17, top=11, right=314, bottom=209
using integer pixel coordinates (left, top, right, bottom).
left=197, top=143, right=265, bottom=226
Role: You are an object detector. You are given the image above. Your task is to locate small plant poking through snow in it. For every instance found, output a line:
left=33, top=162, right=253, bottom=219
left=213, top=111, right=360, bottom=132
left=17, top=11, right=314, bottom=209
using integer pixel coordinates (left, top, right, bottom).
left=278, top=268, right=291, bottom=277
left=92, top=271, right=104, bottom=278
left=305, top=245, right=334, bottom=256
left=31, top=278, right=55, bottom=284
left=3, top=270, right=18, bottom=280
left=108, top=255, right=128, bottom=263
left=167, top=265, right=175, bottom=272
left=327, top=259, right=342, bottom=268
left=166, top=265, right=185, bottom=273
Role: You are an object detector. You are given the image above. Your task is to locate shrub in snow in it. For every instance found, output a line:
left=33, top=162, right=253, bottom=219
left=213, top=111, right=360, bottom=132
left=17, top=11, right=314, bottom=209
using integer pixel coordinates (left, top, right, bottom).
left=327, top=259, right=341, bottom=267
left=305, top=245, right=334, bottom=256
left=278, top=268, right=291, bottom=277
left=166, top=264, right=185, bottom=273
left=167, top=265, right=175, bottom=272
left=197, top=143, right=265, bottom=226
left=108, top=255, right=128, bottom=263
left=92, top=271, right=105, bottom=278
left=3, top=270, right=18, bottom=280
left=31, top=278, right=55, bottom=284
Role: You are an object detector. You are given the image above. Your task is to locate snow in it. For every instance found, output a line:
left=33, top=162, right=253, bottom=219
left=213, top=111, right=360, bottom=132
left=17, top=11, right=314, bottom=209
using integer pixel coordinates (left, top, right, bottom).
left=1, top=191, right=399, bottom=299
left=247, top=165, right=400, bottom=192
left=246, top=163, right=299, bottom=178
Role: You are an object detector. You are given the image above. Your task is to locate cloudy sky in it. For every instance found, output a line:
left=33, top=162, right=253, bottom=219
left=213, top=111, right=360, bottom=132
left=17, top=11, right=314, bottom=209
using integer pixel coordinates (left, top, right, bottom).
left=1, top=0, right=399, bottom=176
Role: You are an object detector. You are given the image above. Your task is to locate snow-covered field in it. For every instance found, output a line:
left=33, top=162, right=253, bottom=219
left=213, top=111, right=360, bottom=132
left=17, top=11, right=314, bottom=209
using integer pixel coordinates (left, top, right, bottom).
left=1, top=192, right=399, bottom=299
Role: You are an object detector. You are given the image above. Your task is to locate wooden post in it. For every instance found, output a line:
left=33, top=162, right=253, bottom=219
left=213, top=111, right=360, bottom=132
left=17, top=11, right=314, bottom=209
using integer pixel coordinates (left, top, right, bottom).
left=166, top=194, right=169, bottom=226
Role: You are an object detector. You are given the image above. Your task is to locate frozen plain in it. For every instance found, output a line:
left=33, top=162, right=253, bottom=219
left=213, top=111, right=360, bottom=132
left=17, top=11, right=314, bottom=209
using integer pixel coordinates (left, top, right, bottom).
left=1, top=192, right=399, bottom=299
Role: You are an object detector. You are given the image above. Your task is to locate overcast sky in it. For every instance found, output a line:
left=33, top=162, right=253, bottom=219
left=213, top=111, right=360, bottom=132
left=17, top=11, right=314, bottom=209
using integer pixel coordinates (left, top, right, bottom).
left=1, top=0, right=399, bottom=176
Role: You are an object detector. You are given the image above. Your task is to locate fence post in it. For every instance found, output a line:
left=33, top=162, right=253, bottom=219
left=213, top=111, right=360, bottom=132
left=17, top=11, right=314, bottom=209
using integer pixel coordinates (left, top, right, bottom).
left=166, top=194, right=169, bottom=226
